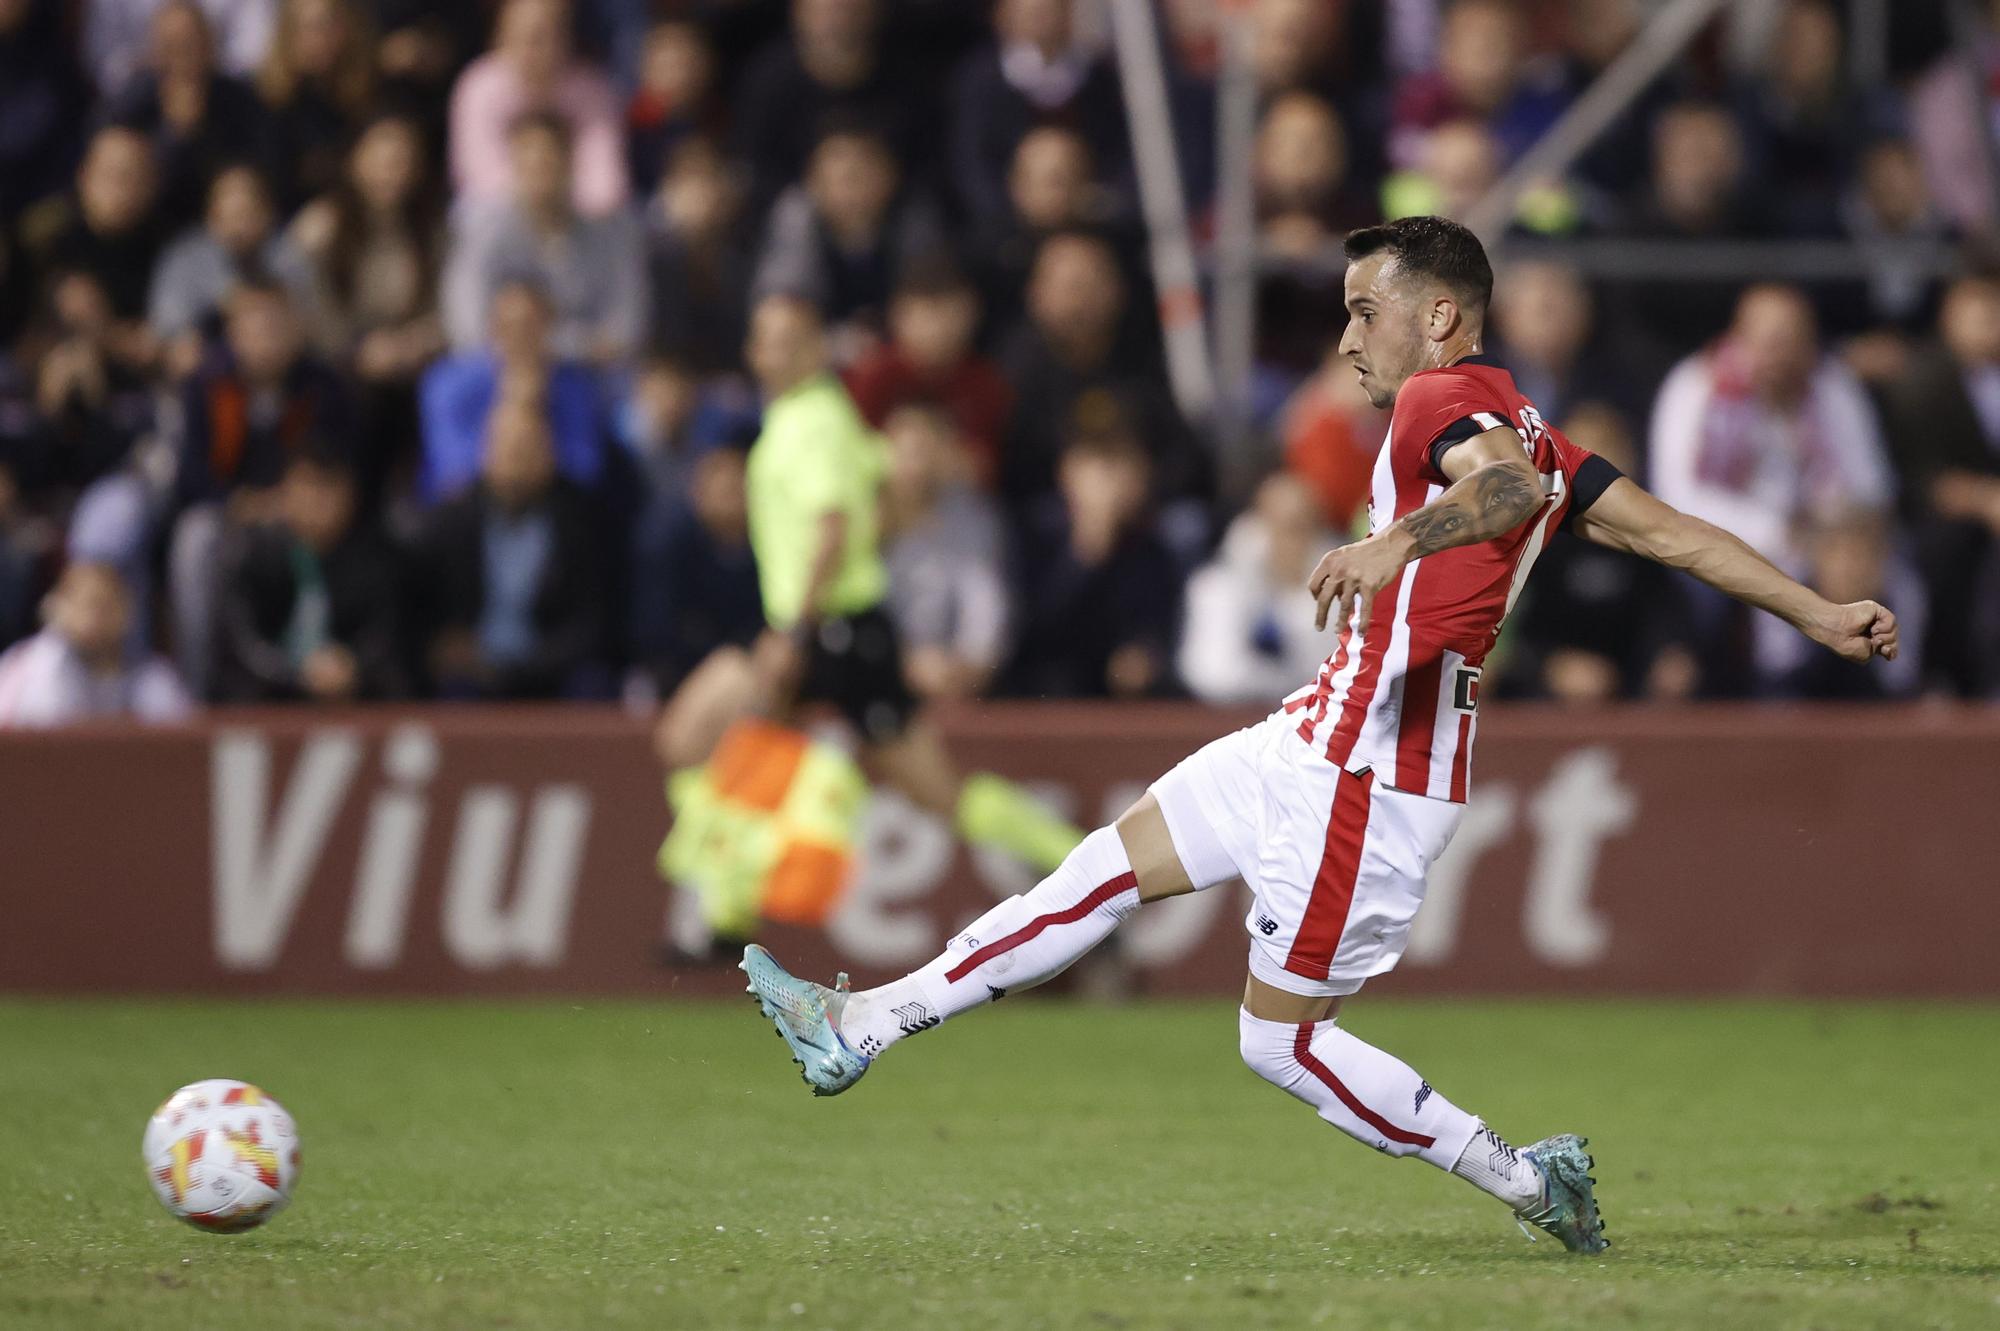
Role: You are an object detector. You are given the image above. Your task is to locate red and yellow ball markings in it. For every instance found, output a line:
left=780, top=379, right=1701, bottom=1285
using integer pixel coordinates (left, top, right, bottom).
left=159, top=1130, right=204, bottom=1203
left=222, top=1127, right=281, bottom=1190
left=221, top=1085, right=264, bottom=1107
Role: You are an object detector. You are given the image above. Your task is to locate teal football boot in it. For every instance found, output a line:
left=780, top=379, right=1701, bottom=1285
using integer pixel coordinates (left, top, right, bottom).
left=739, top=945, right=870, bottom=1096
left=1515, top=1134, right=1610, bottom=1254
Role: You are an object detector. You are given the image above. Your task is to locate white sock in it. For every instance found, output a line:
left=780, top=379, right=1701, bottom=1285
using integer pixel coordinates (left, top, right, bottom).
left=1238, top=1009, right=1482, bottom=1173
left=1448, top=1123, right=1545, bottom=1211
left=838, top=825, right=1139, bottom=1058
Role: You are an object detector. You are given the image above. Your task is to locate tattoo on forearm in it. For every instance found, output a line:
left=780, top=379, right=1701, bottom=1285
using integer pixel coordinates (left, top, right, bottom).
left=1397, top=465, right=1541, bottom=557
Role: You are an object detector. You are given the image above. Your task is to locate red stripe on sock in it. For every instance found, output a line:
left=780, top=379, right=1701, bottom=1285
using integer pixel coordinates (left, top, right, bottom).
left=1292, top=1024, right=1436, bottom=1149
left=942, top=873, right=1137, bottom=983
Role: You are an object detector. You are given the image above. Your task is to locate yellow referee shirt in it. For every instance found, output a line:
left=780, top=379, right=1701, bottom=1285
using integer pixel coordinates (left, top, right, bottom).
left=745, top=373, right=889, bottom=628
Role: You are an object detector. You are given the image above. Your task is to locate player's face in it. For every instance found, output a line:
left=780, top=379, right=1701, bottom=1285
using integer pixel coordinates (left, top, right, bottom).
left=1339, top=253, right=1428, bottom=410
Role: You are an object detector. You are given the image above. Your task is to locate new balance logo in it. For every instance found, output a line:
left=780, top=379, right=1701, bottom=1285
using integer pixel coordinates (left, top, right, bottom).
left=1256, top=914, right=1279, bottom=936
left=1414, top=1081, right=1433, bottom=1114
left=892, top=1001, right=940, bottom=1036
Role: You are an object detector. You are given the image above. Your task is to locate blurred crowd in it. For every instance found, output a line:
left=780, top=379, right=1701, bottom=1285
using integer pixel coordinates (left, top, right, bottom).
left=0, top=0, right=1997, bottom=726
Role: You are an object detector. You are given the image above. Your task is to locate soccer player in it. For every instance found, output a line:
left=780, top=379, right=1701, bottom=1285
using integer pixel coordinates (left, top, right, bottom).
left=658, top=293, right=1085, bottom=929
left=741, top=218, right=1899, bottom=1252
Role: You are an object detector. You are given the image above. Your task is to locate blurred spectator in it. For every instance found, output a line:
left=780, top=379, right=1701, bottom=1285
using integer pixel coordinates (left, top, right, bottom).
left=1256, top=92, right=1365, bottom=253
left=87, top=0, right=273, bottom=97
left=998, top=230, right=1205, bottom=504
left=1610, top=101, right=1767, bottom=371
left=644, top=137, right=753, bottom=373
left=442, top=111, right=646, bottom=365
left=1835, top=138, right=1953, bottom=342
left=1178, top=471, right=1335, bottom=705
left=1648, top=284, right=1899, bottom=694
left=949, top=0, right=1127, bottom=224
left=628, top=438, right=761, bottom=695
left=975, top=124, right=1109, bottom=335
left=25, top=273, right=159, bottom=514
left=750, top=119, right=947, bottom=356
left=1280, top=345, right=1387, bottom=532
left=285, top=114, right=445, bottom=493
left=1557, top=0, right=1670, bottom=196
left=19, top=127, right=165, bottom=371
left=215, top=447, right=406, bottom=701
left=1732, top=0, right=1876, bottom=235
left=612, top=350, right=759, bottom=505
left=0, top=0, right=92, bottom=223
left=171, top=277, right=354, bottom=694
left=148, top=164, right=296, bottom=374
left=103, top=1, right=266, bottom=232
left=32, top=267, right=165, bottom=653
left=421, top=277, right=604, bottom=503
left=411, top=397, right=609, bottom=699
left=1621, top=102, right=1765, bottom=242
left=1382, top=117, right=1500, bottom=224
left=880, top=400, right=1012, bottom=701
left=1389, top=0, right=1570, bottom=169
left=255, top=0, right=377, bottom=212
left=1488, top=259, right=1633, bottom=424
left=732, top=0, right=922, bottom=217
left=1234, top=0, right=1386, bottom=192
left=449, top=0, right=630, bottom=217
left=1503, top=401, right=1697, bottom=703
left=626, top=19, right=717, bottom=196
left=372, top=0, right=484, bottom=132
left=1005, top=124, right=1100, bottom=233
left=615, top=355, right=696, bottom=503
left=1878, top=276, right=2000, bottom=698
left=1249, top=0, right=1354, bottom=97
left=0, top=562, right=192, bottom=725
left=845, top=259, right=1013, bottom=489
left=1006, top=424, right=1181, bottom=699
left=1911, top=0, right=2000, bottom=231
left=1254, top=92, right=1366, bottom=380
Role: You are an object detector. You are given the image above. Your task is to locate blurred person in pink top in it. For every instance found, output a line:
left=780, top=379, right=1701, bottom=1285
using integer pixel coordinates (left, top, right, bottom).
left=448, top=0, right=628, bottom=216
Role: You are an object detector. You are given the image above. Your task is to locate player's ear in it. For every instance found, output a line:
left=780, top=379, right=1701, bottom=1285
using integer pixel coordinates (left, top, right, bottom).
left=1426, top=293, right=1460, bottom=344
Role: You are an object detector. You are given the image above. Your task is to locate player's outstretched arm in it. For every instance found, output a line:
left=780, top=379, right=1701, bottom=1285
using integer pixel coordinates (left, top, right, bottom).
left=1570, top=476, right=1898, bottom=663
left=1310, top=427, right=1541, bottom=632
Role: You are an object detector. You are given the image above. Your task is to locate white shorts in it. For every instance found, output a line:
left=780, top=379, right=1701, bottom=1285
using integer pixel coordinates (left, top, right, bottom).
left=1149, top=712, right=1464, bottom=998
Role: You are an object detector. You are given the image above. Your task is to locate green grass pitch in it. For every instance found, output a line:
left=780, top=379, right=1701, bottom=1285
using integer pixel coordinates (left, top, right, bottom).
left=3, top=997, right=1996, bottom=1330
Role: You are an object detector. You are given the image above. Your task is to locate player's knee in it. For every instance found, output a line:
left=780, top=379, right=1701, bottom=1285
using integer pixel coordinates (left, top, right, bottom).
left=1238, top=1008, right=1293, bottom=1089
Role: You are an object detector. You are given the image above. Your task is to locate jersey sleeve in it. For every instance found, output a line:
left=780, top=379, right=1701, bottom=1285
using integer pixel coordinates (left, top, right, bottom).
left=1552, top=434, right=1624, bottom=529
left=1389, top=369, right=1515, bottom=484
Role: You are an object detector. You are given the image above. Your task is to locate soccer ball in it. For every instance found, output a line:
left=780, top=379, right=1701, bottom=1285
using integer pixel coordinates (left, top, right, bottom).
left=142, top=1079, right=301, bottom=1232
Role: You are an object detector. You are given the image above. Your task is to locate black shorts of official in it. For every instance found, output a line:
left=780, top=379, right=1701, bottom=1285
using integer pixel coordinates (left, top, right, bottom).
left=796, top=605, right=917, bottom=744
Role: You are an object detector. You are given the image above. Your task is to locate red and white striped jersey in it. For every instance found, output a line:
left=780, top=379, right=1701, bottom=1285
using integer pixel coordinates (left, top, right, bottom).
left=1276, top=356, right=1614, bottom=802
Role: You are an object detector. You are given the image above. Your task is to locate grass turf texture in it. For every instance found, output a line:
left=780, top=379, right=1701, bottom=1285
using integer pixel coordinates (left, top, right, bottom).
left=2, top=1000, right=1996, bottom=1331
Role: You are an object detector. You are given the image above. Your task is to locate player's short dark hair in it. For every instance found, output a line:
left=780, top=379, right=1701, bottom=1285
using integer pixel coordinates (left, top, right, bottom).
left=1343, top=216, right=1494, bottom=316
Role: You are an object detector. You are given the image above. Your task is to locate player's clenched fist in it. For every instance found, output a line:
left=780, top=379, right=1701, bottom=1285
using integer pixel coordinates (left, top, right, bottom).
left=1808, top=599, right=1900, bottom=663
